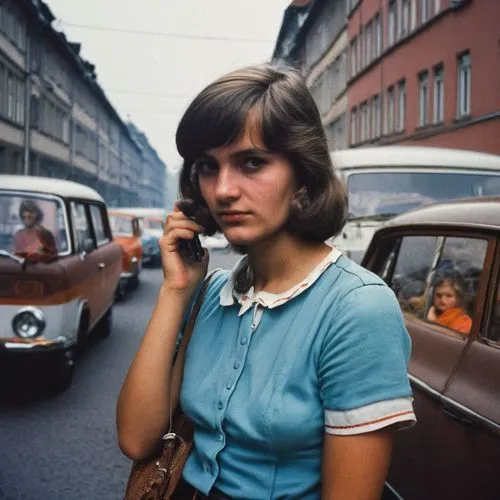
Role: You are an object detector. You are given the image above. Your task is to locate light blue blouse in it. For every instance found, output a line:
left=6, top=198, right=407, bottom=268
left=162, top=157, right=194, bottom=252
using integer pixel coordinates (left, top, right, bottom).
left=180, top=250, right=415, bottom=499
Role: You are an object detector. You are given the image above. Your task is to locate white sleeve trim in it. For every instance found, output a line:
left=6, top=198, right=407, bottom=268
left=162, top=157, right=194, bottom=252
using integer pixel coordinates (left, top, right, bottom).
left=325, top=397, right=416, bottom=436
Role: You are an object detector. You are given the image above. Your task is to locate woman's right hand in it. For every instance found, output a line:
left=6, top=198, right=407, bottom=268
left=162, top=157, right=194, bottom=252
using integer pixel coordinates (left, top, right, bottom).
left=159, top=204, right=209, bottom=294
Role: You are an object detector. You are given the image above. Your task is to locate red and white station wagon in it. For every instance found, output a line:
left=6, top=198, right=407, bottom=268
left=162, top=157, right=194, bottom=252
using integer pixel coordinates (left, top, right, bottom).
left=0, top=175, right=122, bottom=391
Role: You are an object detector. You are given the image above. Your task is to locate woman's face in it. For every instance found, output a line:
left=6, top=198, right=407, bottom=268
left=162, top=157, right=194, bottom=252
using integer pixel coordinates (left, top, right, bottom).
left=434, top=283, right=458, bottom=313
left=21, top=210, right=37, bottom=228
left=195, top=121, right=298, bottom=247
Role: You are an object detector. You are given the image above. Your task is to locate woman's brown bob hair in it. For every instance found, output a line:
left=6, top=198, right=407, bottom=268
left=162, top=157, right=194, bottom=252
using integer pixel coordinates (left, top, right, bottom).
left=176, top=64, right=347, bottom=243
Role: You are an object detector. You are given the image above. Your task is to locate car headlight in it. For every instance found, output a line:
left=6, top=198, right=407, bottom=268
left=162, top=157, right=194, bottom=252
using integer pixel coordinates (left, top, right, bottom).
left=12, top=307, right=46, bottom=339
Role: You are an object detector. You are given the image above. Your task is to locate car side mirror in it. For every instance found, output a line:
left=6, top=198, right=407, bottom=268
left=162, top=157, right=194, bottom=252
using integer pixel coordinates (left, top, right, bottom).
left=82, top=238, right=96, bottom=254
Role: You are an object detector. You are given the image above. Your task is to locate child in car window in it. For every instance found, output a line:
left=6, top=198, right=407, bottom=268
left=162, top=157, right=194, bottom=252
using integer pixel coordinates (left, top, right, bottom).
left=427, top=275, right=472, bottom=334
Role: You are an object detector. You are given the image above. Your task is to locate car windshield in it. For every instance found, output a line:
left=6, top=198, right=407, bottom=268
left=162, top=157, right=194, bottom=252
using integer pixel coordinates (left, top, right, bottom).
left=347, top=171, right=500, bottom=218
left=144, top=218, right=164, bottom=230
left=0, top=193, right=69, bottom=258
left=109, top=214, right=134, bottom=236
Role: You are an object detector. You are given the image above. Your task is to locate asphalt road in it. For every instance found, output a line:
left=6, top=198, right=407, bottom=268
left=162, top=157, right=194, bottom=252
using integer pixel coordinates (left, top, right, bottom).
left=0, top=249, right=241, bottom=500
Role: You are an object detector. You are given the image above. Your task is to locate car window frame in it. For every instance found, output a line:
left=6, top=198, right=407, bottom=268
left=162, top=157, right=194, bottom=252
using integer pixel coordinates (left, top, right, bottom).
left=481, top=238, right=500, bottom=347
left=69, top=200, right=95, bottom=254
left=366, top=226, right=497, bottom=339
left=88, top=203, right=111, bottom=247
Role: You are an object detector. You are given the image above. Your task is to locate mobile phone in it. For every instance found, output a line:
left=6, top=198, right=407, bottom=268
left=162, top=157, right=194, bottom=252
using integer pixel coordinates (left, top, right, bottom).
left=177, top=199, right=204, bottom=262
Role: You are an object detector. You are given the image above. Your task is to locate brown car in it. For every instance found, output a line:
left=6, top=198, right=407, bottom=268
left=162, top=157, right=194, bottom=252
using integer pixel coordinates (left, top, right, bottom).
left=362, top=197, right=500, bottom=500
left=0, top=175, right=122, bottom=391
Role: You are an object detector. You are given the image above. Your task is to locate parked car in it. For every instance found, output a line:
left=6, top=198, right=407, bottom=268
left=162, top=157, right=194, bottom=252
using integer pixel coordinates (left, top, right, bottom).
left=140, top=232, right=161, bottom=267
left=0, top=175, right=121, bottom=391
left=108, top=210, right=143, bottom=298
left=111, top=207, right=166, bottom=267
left=362, top=196, right=500, bottom=499
left=330, top=146, right=500, bottom=263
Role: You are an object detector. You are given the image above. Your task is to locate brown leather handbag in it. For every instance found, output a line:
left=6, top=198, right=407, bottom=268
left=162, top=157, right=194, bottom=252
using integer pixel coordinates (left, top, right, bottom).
left=124, top=273, right=215, bottom=500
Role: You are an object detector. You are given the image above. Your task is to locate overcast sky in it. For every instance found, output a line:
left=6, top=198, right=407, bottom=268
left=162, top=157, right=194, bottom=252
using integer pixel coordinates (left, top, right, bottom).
left=47, top=0, right=290, bottom=174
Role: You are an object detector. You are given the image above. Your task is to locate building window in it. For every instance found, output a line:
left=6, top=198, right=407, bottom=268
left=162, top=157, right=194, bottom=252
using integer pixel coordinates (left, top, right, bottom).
left=365, top=22, right=372, bottom=66
left=7, top=72, right=14, bottom=121
left=397, top=80, right=406, bottom=131
left=433, top=65, right=444, bottom=123
left=350, top=38, right=357, bottom=77
left=457, top=52, right=471, bottom=118
left=351, top=107, right=357, bottom=145
left=360, top=102, right=370, bottom=142
left=388, top=1, right=396, bottom=47
left=375, top=13, right=382, bottom=57
left=434, top=0, right=441, bottom=14
left=410, top=0, right=417, bottom=30
left=421, top=0, right=429, bottom=23
left=386, top=86, right=395, bottom=134
left=418, top=71, right=429, bottom=126
left=402, top=0, right=410, bottom=36
left=372, top=94, right=381, bottom=138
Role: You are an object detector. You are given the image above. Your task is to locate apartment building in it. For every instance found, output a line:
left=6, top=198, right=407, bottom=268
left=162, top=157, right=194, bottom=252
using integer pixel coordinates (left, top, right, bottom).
left=273, top=0, right=349, bottom=150
left=0, top=0, right=167, bottom=207
left=127, top=122, right=166, bottom=208
left=348, top=0, right=500, bottom=154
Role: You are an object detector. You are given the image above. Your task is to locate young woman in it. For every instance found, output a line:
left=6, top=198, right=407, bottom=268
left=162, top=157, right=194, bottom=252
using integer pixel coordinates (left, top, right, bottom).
left=117, top=64, right=415, bottom=499
left=427, top=276, right=472, bottom=334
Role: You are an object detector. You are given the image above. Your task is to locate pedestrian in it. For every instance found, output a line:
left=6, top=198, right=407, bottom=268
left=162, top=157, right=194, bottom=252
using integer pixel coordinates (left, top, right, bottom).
left=117, top=64, right=416, bottom=499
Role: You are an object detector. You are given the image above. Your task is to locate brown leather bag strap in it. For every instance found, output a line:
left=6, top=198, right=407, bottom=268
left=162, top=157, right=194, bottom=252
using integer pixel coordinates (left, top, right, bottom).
left=168, top=269, right=221, bottom=428
left=179, top=268, right=220, bottom=350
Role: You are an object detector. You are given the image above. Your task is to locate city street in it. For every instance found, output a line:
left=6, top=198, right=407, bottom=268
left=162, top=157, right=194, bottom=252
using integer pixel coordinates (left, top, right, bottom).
left=0, top=250, right=241, bottom=500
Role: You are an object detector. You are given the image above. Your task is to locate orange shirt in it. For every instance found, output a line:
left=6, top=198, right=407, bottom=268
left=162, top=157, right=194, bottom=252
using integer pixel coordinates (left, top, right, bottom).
left=435, top=307, right=472, bottom=334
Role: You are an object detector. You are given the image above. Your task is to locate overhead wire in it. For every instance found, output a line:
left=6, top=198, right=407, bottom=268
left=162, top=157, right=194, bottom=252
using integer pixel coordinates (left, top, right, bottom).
left=59, top=21, right=274, bottom=44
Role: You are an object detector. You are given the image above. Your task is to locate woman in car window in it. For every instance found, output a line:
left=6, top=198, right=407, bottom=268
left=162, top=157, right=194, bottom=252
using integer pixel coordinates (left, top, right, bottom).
left=117, top=64, right=416, bottom=500
left=427, top=275, right=472, bottom=334
left=13, top=199, right=57, bottom=259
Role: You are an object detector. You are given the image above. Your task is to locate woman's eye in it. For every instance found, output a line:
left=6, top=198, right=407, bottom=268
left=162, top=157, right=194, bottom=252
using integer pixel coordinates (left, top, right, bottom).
left=242, top=157, right=266, bottom=171
left=195, top=161, right=218, bottom=175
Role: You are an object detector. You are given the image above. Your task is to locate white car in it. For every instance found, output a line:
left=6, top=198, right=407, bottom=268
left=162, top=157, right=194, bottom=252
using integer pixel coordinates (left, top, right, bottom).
left=200, top=233, right=229, bottom=250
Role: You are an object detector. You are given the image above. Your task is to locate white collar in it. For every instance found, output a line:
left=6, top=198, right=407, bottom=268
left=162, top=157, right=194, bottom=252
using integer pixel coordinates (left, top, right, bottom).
left=219, top=247, right=342, bottom=316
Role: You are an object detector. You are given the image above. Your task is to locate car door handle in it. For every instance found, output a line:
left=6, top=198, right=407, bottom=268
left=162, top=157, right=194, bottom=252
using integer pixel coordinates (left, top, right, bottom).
left=98, top=263, right=106, bottom=270
left=442, top=404, right=475, bottom=427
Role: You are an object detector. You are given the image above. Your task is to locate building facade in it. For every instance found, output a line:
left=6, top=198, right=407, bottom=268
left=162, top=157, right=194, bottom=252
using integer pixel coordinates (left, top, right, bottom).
left=273, top=0, right=349, bottom=150
left=273, top=0, right=500, bottom=157
left=347, top=0, right=500, bottom=154
left=127, top=122, right=167, bottom=208
left=0, top=0, right=167, bottom=207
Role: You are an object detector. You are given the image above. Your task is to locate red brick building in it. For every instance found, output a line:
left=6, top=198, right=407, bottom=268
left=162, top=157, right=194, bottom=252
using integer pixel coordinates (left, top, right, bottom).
left=347, top=0, right=500, bottom=155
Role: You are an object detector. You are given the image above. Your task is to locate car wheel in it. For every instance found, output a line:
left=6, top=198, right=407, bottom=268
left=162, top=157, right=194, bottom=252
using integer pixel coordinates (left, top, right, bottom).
left=76, top=309, right=90, bottom=355
left=131, top=273, right=140, bottom=289
left=96, top=306, right=113, bottom=339
left=51, top=350, right=75, bottom=393
left=115, top=280, right=127, bottom=301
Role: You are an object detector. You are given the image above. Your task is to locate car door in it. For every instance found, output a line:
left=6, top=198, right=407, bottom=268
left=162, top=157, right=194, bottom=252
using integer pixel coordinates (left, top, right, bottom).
left=70, top=201, right=106, bottom=328
left=88, top=203, right=121, bottom=313
left=436, top=238, right=500, bottom=499
left=369, top=230, right=490, bottom=499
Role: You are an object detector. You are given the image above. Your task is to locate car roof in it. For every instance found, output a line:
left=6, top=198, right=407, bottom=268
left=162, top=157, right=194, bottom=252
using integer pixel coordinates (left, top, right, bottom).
left=331, top=146, right=500, bottom=171
left=108, top=210, right=137, bottom=219
left=112, top=207, right=167, bottom=217
left=0, top=174, right=105, bottom=203
left=383, top=196, right=500, bottom=230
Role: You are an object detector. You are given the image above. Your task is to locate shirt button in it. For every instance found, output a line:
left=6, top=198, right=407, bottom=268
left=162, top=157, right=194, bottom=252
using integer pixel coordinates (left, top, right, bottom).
left=218, top=401, right=224, bottom=410
left=218, top=434, right=224, bottom=442
left=226, top=382, right=232, bottom=390
left=233, top=360, right=241, bottom=369
left=203, top=462, right=210, bottom=473
left=240, top=336, right=247, bottom=345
